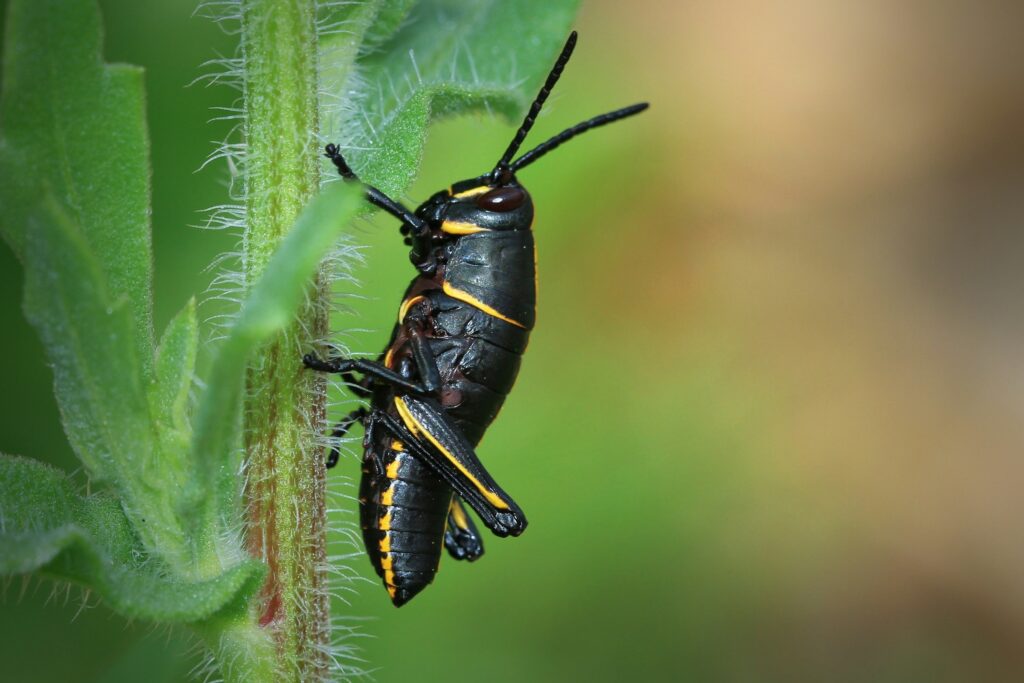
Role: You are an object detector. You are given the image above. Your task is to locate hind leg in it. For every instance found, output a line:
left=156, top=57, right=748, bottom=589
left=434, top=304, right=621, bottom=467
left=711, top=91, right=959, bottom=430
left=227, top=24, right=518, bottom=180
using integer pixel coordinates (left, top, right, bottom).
left=444, top=498, right=484, bottom=561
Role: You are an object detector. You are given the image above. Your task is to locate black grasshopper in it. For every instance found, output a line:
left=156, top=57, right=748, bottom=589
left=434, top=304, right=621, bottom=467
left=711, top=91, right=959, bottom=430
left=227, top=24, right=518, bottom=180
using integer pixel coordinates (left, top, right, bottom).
left=304, top=32, right=647, bottom=606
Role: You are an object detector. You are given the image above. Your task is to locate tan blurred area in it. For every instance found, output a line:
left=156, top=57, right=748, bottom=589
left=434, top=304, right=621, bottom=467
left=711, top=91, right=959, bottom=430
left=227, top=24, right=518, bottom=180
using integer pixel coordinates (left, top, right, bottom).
left=590, top=0, right=1024, bottom=676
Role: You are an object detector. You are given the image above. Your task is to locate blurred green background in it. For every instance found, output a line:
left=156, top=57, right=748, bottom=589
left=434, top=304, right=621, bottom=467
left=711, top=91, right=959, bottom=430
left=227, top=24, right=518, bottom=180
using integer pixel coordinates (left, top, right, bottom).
left=3, top=0, right=1024, bottom=681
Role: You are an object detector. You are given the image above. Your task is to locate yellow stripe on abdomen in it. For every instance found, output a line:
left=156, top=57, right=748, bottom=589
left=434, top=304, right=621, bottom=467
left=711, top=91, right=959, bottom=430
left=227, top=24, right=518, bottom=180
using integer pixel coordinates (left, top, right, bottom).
left=442, top=281, right=526, bottom=329
left=378, top=509, right=396, bottom=590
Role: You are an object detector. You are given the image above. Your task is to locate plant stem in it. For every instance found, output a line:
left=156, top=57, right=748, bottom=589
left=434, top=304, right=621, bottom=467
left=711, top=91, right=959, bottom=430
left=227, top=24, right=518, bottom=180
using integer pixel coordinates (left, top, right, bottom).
left=239, top=0, right=329, bottom=679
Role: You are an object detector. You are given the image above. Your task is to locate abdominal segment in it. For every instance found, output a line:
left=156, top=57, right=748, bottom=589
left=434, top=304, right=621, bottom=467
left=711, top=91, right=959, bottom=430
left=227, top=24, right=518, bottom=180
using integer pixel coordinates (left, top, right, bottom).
left=359, top=437, right=452, bottom=606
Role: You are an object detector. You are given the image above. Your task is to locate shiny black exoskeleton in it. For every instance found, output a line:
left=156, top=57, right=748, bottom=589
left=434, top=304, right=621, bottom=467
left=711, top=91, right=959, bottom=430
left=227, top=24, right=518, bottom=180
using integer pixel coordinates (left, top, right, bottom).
left=304, top=32, right=647, bottom=606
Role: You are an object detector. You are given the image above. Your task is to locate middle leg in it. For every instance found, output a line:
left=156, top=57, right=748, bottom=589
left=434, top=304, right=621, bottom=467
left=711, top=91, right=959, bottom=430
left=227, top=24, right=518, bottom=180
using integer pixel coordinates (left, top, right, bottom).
left=325, top=406, right=368, bottom=468
left=303, top=353, right=430, bottom=395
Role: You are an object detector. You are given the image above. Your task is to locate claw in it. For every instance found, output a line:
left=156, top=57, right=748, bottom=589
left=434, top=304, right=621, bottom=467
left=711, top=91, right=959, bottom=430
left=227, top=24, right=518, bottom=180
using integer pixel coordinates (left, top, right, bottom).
left=490, top=510, right=528, bottom=538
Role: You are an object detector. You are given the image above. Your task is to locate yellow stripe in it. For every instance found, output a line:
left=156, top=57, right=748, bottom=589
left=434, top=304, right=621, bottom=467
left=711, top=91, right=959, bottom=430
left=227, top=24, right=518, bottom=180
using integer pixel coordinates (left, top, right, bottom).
left=390, top=439, right=405, bottom=452
left=442, top=281, right=526, bottom=329
left=450, top=185, right=488, bottom=199
left=394, top=396, right=421, bottom=437
left=386, top=456, right=401, bottom=479
left=441, top=221, right=490, bottom=235
left=449, top=500, right=469, bottom=530
left=379, top=510, right=392, bottom=532
left=398, top=295, right=426, bottom=323
left=384, top=347, right=394, bottom=368
left=394, top=397, right=509, bottom=510
left=380, top=552, right=395, bottom=589
left=381, top=484, right=395, bottom=506
left=379, top=534, right=391, bottom=553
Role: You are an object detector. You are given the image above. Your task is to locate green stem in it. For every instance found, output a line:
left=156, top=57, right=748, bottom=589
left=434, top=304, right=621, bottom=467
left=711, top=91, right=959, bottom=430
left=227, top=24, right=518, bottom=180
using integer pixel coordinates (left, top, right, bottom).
left=239, top=0, right=329, bottom=680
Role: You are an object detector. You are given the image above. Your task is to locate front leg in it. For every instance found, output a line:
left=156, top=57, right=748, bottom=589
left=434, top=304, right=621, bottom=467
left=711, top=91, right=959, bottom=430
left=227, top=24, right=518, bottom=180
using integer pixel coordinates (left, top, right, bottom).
left=303, top=353, right=429, bottom=395
left=324, top=143, right=426, bottom=235
left=324, top=143, right=435, bottom=273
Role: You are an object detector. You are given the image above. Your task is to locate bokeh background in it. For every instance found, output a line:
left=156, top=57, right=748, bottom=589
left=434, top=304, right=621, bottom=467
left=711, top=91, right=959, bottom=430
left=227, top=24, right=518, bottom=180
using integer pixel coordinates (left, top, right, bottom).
left=3, top=0, right=1024, bottom=681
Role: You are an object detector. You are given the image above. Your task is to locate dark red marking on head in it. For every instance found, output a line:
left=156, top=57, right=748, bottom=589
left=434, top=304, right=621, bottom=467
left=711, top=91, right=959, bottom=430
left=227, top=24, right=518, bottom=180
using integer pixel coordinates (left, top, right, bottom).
left=476, top=185, right=526, bottom=212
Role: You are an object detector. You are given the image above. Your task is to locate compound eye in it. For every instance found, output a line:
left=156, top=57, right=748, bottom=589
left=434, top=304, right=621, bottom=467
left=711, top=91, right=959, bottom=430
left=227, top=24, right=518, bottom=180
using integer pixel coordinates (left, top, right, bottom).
left=476, top=185, right=526, bottom=212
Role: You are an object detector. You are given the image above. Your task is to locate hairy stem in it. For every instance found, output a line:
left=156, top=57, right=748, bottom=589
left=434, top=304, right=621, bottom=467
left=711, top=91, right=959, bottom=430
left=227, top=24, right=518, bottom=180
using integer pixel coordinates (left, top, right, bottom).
left=239, top=0, right=329, bottom=679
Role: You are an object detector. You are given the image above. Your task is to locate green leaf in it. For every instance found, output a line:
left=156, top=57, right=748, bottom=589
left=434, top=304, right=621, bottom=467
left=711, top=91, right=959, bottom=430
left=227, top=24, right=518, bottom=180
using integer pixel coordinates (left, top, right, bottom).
left=0, top=0, right=154, bottom=376
left=319, top=0, right=416, bottom=70
left=323, top=0, right=580, bottom=197
left=0, top=454, right=264, bottom=623
left=0, top=0, right=208, bottom=575
left=366, top=0, right=418, bottom=47
left=19, top=196, right=210, bottom=572
left=150, top=299, right=199, bottom=487
left=190, top=182, right=362, bottom=521
left=22, top=195, right=152, bottom=490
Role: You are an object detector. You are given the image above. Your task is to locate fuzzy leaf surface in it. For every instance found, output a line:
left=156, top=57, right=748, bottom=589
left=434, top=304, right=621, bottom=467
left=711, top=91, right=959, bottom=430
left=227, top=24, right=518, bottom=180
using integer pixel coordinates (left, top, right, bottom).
left=319, top=0, right=416, bottom=64
left=21, top=195, right=153, bottom=497
left=322, top=0, right=579, bottom=197
left=0, top=0, right=155, bottom=375
left=150, top=299, right=200, bottom=492
left=0, top=454, right=264, bottom=622
left=18, top=196, right=211, bottom=572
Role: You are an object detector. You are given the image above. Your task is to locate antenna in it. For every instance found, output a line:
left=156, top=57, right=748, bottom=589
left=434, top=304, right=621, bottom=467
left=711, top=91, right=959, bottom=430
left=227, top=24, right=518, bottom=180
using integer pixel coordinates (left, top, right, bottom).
left=492, top=31, right=579, bottom=179
left=510, top=102, right=649, bottom=172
